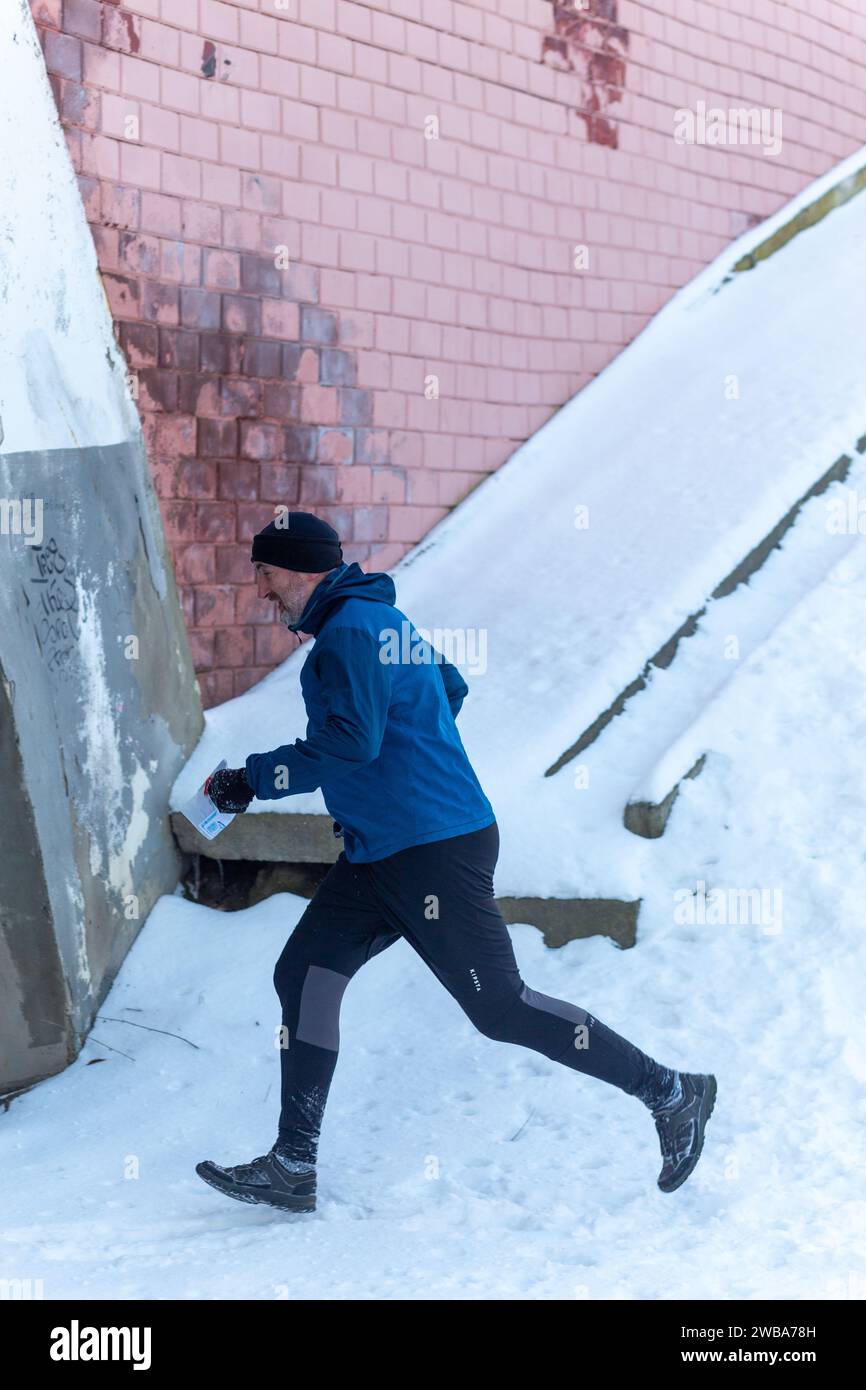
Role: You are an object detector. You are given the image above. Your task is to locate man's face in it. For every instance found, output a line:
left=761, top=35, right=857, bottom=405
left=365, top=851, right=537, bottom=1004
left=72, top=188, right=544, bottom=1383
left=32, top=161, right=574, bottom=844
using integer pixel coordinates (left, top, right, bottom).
left=254, top=562, right=320, bottom=630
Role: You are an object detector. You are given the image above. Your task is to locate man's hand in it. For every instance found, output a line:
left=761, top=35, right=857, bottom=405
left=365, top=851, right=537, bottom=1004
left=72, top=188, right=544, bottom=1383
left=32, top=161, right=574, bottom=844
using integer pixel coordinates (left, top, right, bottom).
left=203, top=767, right=255, bottom=814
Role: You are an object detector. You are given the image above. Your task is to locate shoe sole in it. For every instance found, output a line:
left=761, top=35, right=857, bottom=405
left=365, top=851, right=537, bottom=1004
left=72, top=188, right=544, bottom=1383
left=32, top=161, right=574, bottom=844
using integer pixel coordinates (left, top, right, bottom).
left=195, top=1161, right=316, bottom=1213
left=658, top=1074, right=717, bottom=1194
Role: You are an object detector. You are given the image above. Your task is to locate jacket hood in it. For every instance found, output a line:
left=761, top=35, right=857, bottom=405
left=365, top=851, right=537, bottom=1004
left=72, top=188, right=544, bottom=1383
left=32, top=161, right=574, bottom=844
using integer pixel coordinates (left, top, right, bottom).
left=287, top=561, right=396, bottom=637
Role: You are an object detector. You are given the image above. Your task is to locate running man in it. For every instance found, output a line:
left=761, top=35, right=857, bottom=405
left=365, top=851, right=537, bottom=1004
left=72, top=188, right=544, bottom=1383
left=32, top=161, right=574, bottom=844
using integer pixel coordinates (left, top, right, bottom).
left=195, top=512, right=717, bottom=1213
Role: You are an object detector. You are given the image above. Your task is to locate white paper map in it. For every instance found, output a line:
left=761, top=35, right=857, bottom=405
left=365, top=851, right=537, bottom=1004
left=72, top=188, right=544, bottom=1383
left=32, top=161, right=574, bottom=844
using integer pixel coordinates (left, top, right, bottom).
left=180, top=758, right=237, bottom=841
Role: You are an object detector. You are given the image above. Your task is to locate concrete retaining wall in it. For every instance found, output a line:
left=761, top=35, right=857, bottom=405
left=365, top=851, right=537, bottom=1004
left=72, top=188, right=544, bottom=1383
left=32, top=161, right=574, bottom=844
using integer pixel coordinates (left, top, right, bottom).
left=0, top=2, right=202, bottom=1096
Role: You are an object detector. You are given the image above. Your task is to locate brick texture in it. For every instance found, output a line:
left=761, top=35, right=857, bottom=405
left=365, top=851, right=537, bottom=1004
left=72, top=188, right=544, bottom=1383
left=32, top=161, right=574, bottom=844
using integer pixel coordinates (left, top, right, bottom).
left=31, top=0, right=866, bottom=703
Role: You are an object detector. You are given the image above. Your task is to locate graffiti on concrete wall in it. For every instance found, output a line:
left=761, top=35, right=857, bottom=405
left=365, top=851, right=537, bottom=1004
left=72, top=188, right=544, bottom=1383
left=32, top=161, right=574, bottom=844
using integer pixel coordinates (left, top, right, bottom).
left=26, top=536, right=80, bottom=677
left=542, top=0, right=629, bottom=148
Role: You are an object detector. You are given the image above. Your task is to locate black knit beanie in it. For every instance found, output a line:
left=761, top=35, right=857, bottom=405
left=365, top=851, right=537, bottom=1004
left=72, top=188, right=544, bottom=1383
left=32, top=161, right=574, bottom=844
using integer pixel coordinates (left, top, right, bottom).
left=250, top=511, right=343, bottom=573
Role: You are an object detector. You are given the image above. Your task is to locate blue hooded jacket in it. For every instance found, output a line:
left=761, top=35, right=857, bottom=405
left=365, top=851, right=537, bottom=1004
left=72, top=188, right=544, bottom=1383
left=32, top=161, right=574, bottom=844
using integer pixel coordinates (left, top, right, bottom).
left=244, top=562, right=496, bottom=862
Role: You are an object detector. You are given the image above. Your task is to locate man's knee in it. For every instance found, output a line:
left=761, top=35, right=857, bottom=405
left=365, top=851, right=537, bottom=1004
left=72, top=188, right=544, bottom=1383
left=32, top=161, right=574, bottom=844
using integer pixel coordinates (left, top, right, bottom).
left=273, top=949, right=351, bottom=1053
left=273, top=928, right=317, bottom=1002
left=466, top=979, right=589, bottom=1047
left=466, top=987, right=524, bottom=1043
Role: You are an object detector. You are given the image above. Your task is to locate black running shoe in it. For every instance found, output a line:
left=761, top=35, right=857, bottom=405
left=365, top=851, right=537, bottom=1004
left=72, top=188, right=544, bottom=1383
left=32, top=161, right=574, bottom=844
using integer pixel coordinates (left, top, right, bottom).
left=652, top=1072, right=717, bottom=1193
left=195, top=1148, right=316, bottom=1213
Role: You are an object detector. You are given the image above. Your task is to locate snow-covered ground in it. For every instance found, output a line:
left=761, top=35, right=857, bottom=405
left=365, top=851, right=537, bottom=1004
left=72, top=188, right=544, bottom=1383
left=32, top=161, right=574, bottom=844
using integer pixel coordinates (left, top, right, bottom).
left=6, top=145, right=866, bottom=1301
left=3, top=532, right=866, bottom=1298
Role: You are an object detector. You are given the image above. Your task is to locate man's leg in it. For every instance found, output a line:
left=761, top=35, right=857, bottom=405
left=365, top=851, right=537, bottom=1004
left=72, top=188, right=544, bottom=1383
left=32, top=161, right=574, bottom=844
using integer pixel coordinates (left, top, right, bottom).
left=273, top=852, right=400, bottom=1166
left=365, top=822, right=672, bottom=1102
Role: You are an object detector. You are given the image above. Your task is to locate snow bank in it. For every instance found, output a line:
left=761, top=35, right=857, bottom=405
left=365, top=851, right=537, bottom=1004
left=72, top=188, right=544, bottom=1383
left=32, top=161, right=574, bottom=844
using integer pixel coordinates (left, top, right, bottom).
left=5, top=530, right=866, bottom=1294
left=0, top=0, right=137, bottom=455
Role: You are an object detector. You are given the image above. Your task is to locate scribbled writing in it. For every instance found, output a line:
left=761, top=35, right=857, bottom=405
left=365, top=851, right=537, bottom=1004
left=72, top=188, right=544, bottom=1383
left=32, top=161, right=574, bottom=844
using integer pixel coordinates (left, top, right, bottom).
left=28, top=536, right=80, bottom=676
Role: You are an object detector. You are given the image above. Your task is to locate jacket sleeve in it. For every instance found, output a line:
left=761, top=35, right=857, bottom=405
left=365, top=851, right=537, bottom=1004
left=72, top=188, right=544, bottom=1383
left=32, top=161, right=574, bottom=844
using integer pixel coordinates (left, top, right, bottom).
left=244, top=627, right=391, bottom=800
left=435, top=652, right=469, bottom=719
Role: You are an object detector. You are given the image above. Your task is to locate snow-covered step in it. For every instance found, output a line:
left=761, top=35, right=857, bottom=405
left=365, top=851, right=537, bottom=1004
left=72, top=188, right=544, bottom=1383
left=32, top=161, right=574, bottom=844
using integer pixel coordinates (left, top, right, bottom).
left=546, top=443, right=862, bottom=778
left=172, top=806, right=337, bottom=862
left=615, top=446, right=866, bottom=836
left=624, top=754, right=707, bottom=840
left=497, top=893, right=637, bottom=948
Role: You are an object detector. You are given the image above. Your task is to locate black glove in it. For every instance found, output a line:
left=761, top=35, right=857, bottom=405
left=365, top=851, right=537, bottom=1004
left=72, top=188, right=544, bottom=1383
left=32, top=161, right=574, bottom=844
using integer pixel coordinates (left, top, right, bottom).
left=204, top=767, right=255, bottom=814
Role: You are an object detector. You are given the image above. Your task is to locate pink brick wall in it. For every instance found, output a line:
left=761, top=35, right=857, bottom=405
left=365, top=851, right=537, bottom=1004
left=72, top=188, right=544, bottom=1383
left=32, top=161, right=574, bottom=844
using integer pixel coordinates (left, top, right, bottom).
left=32, top=0, right=866, bottom=705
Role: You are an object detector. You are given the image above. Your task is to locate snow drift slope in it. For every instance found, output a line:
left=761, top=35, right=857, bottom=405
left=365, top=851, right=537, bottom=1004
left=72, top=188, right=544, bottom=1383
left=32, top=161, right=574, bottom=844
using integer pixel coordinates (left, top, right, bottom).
left=172, top=147, right=866, bottom=905
left=5, top=531, right=866, bottom=1297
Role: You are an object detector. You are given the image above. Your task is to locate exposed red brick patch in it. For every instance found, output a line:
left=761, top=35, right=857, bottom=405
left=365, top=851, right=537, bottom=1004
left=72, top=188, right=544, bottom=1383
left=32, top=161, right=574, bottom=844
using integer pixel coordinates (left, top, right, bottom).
left=101, top=5, right=140, bottom=55
left=542, top=0, right=629, bottom=148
